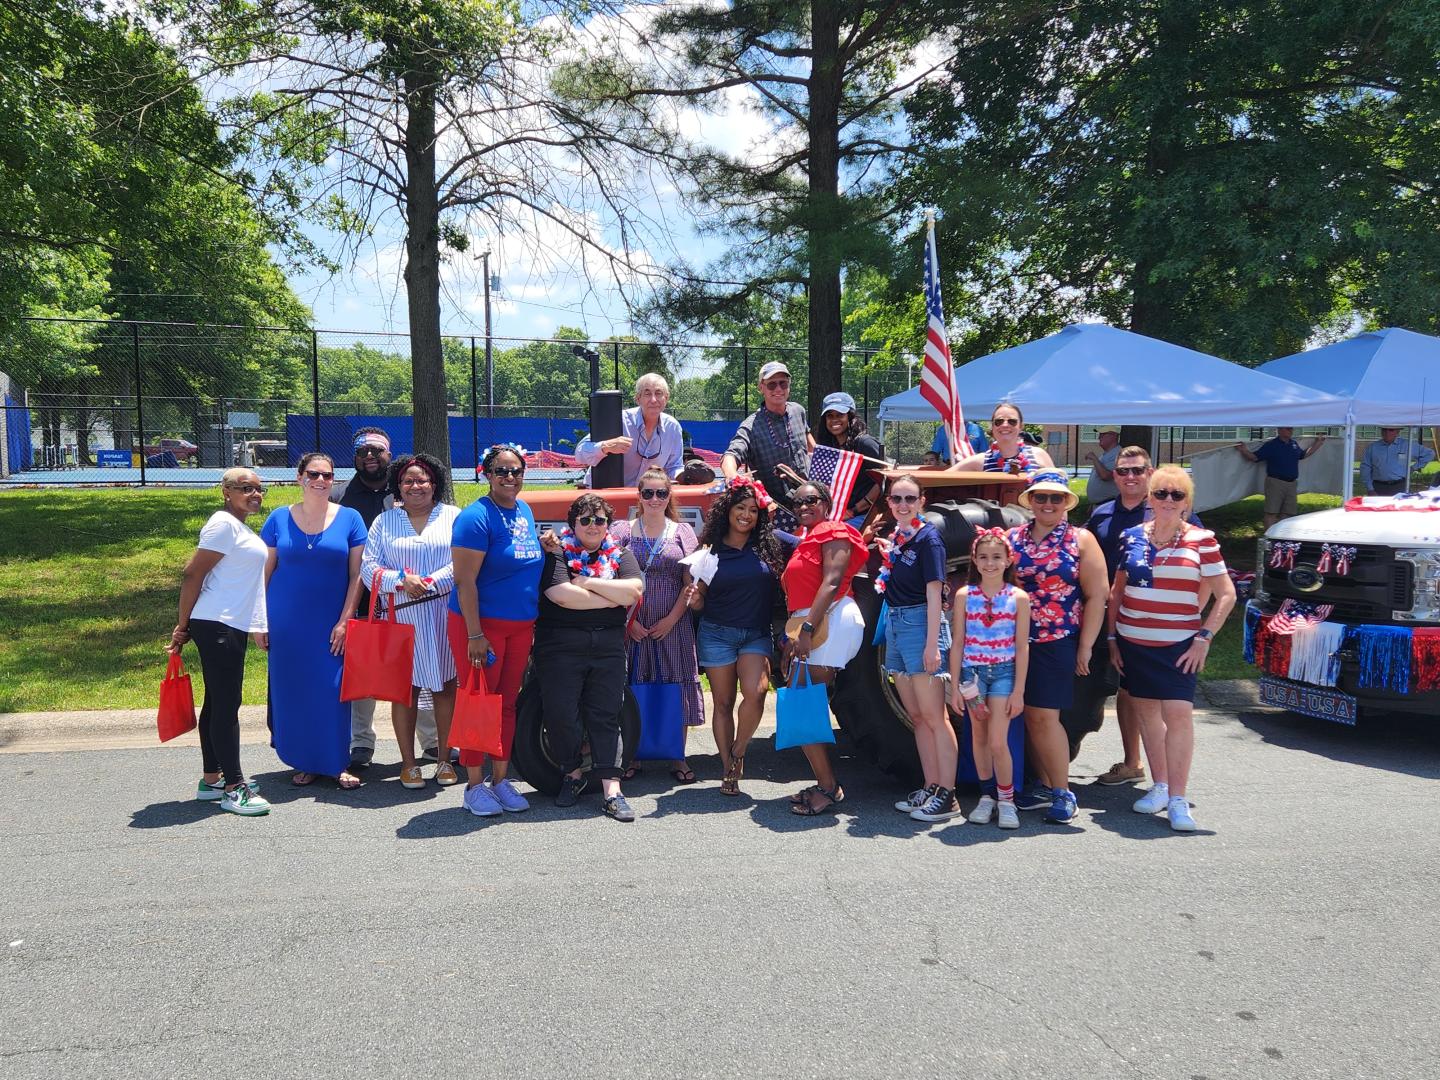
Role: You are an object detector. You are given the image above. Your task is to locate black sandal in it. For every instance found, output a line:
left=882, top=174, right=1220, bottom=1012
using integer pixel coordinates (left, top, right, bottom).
left=790, top=785, right=844, bottom=816
left=788, top=783, right=823, bottom=805
left=720, top=754, right=744, bottom=796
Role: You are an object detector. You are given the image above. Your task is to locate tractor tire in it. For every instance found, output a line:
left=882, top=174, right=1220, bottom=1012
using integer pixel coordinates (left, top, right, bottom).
left=1060, top=639, right=1116, bottom=760
left=830, top=577, right=925, bottom=788
left=509, top=675, right=641, bottom=797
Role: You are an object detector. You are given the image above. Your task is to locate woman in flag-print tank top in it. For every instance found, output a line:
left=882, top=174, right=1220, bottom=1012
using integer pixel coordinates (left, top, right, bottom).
left=950, top=404, right=1055, bottom=501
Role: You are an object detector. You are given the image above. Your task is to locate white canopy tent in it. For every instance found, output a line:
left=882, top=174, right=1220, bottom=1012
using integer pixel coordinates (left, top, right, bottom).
left=877, top=322, right=1351, bottom=427
left=1259, top=328, right=1440, bottom=498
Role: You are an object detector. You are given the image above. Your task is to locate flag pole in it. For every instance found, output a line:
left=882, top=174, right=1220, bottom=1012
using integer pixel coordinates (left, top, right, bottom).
left=924, top=210, right=963, bottom=460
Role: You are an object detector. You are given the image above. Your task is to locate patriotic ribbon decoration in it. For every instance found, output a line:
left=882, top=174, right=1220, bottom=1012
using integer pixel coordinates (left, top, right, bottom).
left=727, top=475, right=772, bottom=510
left=875, top=516, right=923, bottom=596
left=560, top=527, right=622, bottom=579
left=1265, top=599, right=1334, bottom=635
left=1268, top=541, right=1301, bottom=570
left=1315, top=543, right=1356, bottom=576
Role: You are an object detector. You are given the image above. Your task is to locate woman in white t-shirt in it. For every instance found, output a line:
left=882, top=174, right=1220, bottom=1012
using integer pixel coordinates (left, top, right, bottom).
left=167, top=468, right=272, bottom=816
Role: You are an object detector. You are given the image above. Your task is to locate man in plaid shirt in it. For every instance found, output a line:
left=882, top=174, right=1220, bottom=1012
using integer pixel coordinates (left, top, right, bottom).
left=722, top=361, right=815, bottom=507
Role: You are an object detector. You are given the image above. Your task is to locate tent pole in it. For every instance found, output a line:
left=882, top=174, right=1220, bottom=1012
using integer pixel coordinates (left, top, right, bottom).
left=1343, top=415, right=1356, bottom=500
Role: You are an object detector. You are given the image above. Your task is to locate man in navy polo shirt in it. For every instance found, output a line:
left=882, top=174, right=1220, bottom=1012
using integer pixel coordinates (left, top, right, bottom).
left=1235, top=427, right=1326, bottom=529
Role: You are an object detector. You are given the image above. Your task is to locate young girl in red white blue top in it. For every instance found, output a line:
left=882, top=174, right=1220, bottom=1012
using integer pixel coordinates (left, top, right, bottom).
left=948, top=530, right=1030, bottom=829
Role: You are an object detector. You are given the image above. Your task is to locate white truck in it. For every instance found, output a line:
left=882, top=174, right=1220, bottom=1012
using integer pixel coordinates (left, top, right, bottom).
left=1250, top=499, right=1440, bottom=722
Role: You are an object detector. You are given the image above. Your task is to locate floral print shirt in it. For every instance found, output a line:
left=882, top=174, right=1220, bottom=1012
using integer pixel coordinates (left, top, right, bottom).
left=1008, top=520, right=1082, bottom=643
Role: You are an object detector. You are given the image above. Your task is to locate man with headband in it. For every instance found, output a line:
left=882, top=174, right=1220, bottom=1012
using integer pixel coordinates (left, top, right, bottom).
left=331, top=426, right=438, bottom=768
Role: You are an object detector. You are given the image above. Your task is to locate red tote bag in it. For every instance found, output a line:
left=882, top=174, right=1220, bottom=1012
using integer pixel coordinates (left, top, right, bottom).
left=157, top=653, right=198, bottom=742
left=340, top=570, right=416, bottom=704
left=450, top=662, right=505, bottom=757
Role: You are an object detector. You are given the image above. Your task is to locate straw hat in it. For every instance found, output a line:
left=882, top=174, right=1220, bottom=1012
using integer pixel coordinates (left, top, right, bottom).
left=1018, top=469, right=1079, bottom=512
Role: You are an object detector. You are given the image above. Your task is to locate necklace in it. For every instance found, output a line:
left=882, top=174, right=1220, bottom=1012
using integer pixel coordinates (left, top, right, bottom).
left=561, top=527, right=622, bottom=578
left=1147, top=520, right=1185, bottom=555
left=294, top=504, right=326, bottom=549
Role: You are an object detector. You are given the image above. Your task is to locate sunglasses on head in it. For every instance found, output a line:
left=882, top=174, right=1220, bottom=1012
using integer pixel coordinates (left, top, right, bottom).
left=489, top=466, right=524, bottom=478
left=639, top=487, right=670, bottom=500
left=794, top=493, right=826, bottom=507
left=1115, top=465, right=1148, bottom=477
left=1029, top=491, right=1068, bottom=505
left=992, top=417, right=1020, bottom=427
left=1150, top=489, right=1187, bottom=502
left=304, top=469, right=334, bottom=481
left=577, top=514, right=609, bottom=527
left=888, top=493, right=921, bottom=505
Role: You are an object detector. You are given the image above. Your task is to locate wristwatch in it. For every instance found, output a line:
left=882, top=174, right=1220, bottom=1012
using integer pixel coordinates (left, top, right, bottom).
left=1195, top=628, right=1213, bottom=641
left=801, top=621, right=816, bottom=635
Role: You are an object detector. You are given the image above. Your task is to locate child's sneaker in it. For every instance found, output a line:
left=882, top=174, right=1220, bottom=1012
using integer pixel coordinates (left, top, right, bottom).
left=968, top=795, right=996, bottom=824
left=997, top=801, right=1020, bottom=829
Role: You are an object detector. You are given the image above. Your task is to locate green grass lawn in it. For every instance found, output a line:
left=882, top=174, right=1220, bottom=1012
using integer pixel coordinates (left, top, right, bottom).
left=1, top=482, right=1308, bottom=712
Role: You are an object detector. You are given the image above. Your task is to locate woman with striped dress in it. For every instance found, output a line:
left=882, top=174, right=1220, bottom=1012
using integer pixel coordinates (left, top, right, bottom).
left=360, top=453, right=461, bottom=790
left=1108, top=465, right=1235, bottom=831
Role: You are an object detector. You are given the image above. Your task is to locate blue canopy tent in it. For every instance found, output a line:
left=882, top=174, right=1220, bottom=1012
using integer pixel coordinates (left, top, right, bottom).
left=877, top=321, right=1348, bottom=427
left=1259, top=328, right=1440, bottom=497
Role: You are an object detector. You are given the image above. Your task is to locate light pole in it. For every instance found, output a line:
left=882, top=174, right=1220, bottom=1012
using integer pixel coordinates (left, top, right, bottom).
left=904, top=352, right=920, bottom=389
left=482, top=252, right=495, bottom=421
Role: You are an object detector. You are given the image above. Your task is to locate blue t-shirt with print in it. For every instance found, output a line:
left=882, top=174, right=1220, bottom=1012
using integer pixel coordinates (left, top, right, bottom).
left=448, top=497, right=545, bottom=620
left=883, top=523, right=947, bottom=607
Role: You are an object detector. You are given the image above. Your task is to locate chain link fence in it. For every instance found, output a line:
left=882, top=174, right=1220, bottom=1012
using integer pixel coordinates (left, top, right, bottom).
left=1, top=317, right=931, bottom=485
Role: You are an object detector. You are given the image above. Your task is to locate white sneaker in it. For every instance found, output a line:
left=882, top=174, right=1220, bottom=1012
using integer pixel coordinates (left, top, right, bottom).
left=997, top=801, right=1020, bottom=830
left=197, top=778, right=258, bottom=802
left=463, top=783, right=503, bottom=817
left=968, top=795, right=996, bottom=824
left=895, top=786, right=933, bottom=813
left=1168, top=796, right=1197, bottom=832
left=219, top=786, right=270, bottom=816
left=1133, top=784, right=1170, bottom=815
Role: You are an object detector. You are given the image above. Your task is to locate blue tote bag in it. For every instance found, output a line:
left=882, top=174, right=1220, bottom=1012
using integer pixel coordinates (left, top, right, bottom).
left=630, top=642, right=686, bottom=761
left=775, top=661, right=835, bottom=750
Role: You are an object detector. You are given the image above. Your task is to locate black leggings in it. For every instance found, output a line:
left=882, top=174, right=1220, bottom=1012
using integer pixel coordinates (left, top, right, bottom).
left=534, top=627, right=627, bottom=780
left=192, top=619, right=248, bottom=784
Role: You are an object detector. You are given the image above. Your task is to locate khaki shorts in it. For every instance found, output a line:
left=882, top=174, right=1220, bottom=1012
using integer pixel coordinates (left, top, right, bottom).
left=1264, top=475, right=1298, bottom=516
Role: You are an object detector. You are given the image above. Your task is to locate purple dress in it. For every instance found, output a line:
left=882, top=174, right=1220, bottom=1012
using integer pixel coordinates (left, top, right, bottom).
left=612, top=518, right=704, bottom=728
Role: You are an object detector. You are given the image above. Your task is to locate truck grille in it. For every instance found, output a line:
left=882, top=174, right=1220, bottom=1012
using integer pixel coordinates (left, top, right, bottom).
left=1261, top=542, right=1411, bottom=621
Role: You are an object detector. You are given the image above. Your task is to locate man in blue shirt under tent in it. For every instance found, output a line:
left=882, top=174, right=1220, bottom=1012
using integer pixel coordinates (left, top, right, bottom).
left=1234, top=427, right=1327, bottom=529
left=1360, top=427, right=1437, bottom=497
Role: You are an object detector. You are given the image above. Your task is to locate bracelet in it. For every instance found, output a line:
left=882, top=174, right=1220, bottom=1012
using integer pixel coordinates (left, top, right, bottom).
left=467, top=633, right=486, bottom=640
left=1107, top=635, right=1117, bottom=641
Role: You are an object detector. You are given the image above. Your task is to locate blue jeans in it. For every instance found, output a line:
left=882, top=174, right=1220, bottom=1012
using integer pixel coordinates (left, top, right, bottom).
left=884, top=602, right=951, bottom=676
left=963, top=660, right=1017, bottom=698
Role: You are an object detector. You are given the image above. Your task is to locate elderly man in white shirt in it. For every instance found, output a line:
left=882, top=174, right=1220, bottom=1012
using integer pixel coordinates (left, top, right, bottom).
left=575, top=372, right=686, bottom=488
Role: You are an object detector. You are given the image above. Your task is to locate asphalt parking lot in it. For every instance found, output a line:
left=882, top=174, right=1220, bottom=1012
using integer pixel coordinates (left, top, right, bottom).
left=2, top=700, right=1438, bottom=1079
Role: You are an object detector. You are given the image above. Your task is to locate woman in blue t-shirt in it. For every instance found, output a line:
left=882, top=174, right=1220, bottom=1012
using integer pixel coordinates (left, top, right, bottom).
left=447, top=445, right=546, bottom=817
left=877, top=474, right=960, bottom=822
left=686, top=479, right=792, bottom=796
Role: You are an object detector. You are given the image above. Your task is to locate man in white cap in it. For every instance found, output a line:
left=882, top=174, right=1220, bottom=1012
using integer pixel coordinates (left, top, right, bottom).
left=1085, top=428, right=1121, bottom=503
left=722, top=360, right=815, bottom=505
left=575, top=372, right=686, bottom=488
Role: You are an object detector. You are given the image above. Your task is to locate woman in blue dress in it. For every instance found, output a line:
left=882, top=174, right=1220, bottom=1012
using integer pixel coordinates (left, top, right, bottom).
left=262, top=452, right=368, bottom=789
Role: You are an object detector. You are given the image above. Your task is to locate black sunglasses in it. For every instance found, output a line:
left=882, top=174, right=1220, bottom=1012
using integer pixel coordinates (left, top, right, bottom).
left=764, top=379, right=790, bottom=390
left=794, top=494, right=825, bottom=507
left=1151, top=489, right=1188, bottom=502
left=577, top=515, right=609, bottom=527
left=991, top=417, right=1020, bottom=426
left=355, top=446, right=387, bottom=457
left=888, top=493, right=921, bottom=505
left=488, top=466, right=524, bottom=478
left=1029, top=492, right=1068, bottom=505
left=303, top=469, right=334, bottom=481
left=1114, top=466, right=1148, bottom=477
left=639, top=488, right=670, bottom=500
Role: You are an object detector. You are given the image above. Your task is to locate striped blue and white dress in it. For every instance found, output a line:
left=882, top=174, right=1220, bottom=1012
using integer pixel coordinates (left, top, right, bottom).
left=360, top=503, right=460, bottom=691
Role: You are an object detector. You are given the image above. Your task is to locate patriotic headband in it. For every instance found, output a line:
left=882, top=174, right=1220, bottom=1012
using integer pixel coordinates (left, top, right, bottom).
left=728, top=475, right=772, bottom=509
left=354, top=432, right=390, bottom=452
left=1026, top=470, right=1069, bottom=489
left=971, top=526, right=1010, bottom=556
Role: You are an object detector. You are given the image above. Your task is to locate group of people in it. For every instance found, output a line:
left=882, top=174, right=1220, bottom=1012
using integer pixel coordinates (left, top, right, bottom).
left=168, top=374, right=1237, bottom=834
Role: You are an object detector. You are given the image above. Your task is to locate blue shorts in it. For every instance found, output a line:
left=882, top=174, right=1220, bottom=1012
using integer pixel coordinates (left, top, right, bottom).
left=1118, top=635, right=1198, bottom=701
left=697, top=619, right=772, bottom=668
left=884, top=602, right=951, bottom=676
left=963, top=660, right=1016, bottom=699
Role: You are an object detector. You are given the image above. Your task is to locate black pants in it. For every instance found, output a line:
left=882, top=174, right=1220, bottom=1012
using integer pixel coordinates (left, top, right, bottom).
left=1372, top=478, right=1406, bottom=496
left=534, top=626, right=627, bottom=780
left=192, top=618, right=248, bottom=784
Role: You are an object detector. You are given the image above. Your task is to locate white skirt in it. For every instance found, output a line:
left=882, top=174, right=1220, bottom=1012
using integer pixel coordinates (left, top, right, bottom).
left=791, top=595, right=865, bottom=670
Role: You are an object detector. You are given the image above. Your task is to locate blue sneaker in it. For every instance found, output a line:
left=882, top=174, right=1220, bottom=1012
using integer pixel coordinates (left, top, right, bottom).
left=489, top=777, right=530, bottom=813
left=1014, top=783, right=1053, bottom=812
left=1044, top=789, right=1078, bottom=824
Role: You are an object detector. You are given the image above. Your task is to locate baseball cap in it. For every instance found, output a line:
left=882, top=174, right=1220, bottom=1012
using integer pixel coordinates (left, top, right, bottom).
left=758, top=361, right=790, bottom=382
left=821, top=391, right=856, bottom=416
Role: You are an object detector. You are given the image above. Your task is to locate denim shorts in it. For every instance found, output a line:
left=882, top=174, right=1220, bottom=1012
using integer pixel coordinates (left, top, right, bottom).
left=962, top=660, right=1016, bottom=699
left=696, top=619, right=772, bottom=668
left=884, top=602, right=952, bottom=676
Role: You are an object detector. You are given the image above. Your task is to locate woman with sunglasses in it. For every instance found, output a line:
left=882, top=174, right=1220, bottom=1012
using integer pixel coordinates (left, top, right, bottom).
left=611, top=467, right=703, bottom=783
left=782, top=481, right=868, bottom=816
left=360, top=453, right=461, bottom=791
left=535, top=494, right=646, bottom=821
left=1108, top=466, right=1235, bottom=832
left=167, top=469, right=272, bottom=816
left=1008, top=471, right=1108, bottom=825
left=262, top=452, right=367, bottom=790
left=878, top=475, right=962, bottom=822
left=953, top=404, right=1054, bottom=482
left=448, top=445, right=545, bottom=816
left=689, top=479, right=794, bottom=796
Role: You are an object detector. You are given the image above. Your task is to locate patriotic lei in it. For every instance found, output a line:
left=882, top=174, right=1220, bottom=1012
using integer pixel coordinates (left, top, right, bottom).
left=875, top=516, right=923, bottom=596
left=561, top=527, right=622, bottom=579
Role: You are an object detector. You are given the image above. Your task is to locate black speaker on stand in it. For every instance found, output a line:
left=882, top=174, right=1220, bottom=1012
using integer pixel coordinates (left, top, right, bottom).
left=588, top=389, right=624, bottom=490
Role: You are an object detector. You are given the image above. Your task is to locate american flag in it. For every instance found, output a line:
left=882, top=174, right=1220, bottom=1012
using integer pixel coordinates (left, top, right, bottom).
left=1267, top=599, right=1334, bottom=635
left=808, top=444, right=864, bottom=521
left=921, top=215, right=972, bottom=460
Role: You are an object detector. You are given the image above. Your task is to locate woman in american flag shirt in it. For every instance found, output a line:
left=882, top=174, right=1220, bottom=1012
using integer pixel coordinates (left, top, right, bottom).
left=1107, top=465, right=1236, bottom=832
